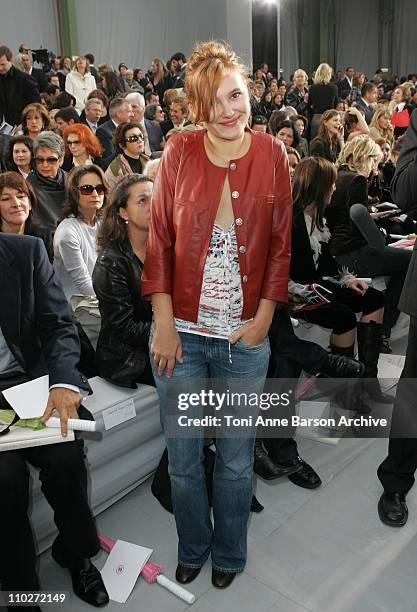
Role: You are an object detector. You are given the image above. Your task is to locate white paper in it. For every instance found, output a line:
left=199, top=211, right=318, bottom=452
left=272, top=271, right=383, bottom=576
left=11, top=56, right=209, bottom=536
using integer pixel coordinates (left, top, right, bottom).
left=100, top=540, right=153, bottom=603
left=0, top=426, right=74, bottom=452
left=378, top=353, right=405, bottom=391
left=102, top=398, right=136, bottom=431
left=2, top=375, right=49, bottom=418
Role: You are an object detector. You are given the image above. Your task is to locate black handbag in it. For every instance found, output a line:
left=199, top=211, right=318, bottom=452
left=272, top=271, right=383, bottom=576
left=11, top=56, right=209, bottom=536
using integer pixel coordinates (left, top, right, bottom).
left=151, top=446, right=264, bottom=513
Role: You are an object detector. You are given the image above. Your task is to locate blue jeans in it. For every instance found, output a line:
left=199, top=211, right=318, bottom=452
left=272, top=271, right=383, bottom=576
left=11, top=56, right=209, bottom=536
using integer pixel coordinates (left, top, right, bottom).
left=150, top=331, right=270, bottom=572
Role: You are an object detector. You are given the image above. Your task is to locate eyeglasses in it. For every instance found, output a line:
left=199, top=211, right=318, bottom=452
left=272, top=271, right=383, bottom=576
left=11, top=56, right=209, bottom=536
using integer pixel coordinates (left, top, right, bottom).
left=35, top=156, right=59, bottom=164
left=67, top=140, right=81, bottom=146
left=125, top=134, right=144, bottom=143
left=76, top=184, right=106, bottom=195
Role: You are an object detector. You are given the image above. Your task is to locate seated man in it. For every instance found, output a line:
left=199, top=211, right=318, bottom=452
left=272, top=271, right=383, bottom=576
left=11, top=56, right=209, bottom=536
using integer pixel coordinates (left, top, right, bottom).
left=0, top=234, right=108, bottom=609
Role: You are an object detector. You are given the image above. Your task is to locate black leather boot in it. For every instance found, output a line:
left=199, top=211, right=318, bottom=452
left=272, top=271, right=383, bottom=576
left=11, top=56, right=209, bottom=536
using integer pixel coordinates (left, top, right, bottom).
left=330, top=344, right=371, bottom=414
left=357, top=321, right=393, bottom=404
left=320, top=347, right=364, bottom=378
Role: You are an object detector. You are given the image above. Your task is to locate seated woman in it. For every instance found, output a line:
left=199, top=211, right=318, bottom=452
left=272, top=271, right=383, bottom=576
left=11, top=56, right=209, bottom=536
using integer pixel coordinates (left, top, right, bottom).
left=291, top=156, right=389, bottom=408
left=4, top=135, right=34, bottom=179
left=0, top=171, right=53, bottom=259
left=310, top=109, right=345, bottom=163
left=21, top=102, right=50, bottom=141
left=104, top=122, right=149, bottom=192
left=389, top=84, right=414, bottom=138
left=274, top=120, right=306, bottom=158
left=53, top=165, right=107, bottom=348
left=344, top=106, right=370, bottom=141
left=93, top=175, right=154, bottom=387
left=27, top=131, right=67, bottom=231
left=62, top=123, right=107, bottom=172
left=369, top=105, right=394, bottom=144
left=327, top=135, right=412, bottom=353
left=285, top=146, right=301, bottom=182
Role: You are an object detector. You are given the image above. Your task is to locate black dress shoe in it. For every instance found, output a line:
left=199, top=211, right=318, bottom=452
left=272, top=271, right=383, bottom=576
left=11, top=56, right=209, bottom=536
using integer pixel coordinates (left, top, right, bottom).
left=378, top=492, right=408, bottom=527
left=52, top=538, right=109, bottom=607
left=286, top=457, right=322, bottom=489
left=254, top=441, right=302, bottom=480
left=212, top=569, right=237, bottom=588
left=175, top=564, right=202, bottom=584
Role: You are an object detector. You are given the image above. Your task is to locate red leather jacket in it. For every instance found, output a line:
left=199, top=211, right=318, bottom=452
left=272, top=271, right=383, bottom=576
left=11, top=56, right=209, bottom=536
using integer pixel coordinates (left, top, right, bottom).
left=142, top=128, right=292, bottom=322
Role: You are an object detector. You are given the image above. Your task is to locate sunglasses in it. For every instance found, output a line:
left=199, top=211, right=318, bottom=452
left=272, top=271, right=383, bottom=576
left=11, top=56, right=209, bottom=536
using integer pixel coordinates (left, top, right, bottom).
left=76, top=184, right=106, bottom=195
left=67, top=140, right=81, bottom=146
left=125, top=134, right=144, bottom=143
left=35, top=156, right=59, bottom=164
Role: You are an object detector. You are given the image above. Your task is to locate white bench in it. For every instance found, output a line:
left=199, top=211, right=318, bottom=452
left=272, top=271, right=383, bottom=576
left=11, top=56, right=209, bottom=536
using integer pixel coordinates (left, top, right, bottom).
left=30, top=377, right=164, bottom=554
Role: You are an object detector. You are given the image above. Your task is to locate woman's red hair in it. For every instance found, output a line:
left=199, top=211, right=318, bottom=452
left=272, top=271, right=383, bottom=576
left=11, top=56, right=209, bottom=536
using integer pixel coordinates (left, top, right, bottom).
left=63, top=123, right=103, bottom=158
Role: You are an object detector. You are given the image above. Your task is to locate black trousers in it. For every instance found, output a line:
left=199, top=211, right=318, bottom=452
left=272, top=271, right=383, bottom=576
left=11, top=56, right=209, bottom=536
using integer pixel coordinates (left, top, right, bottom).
left=377, top=316, right=417, bottom=494
left=0, top=377, right=99, bottom=591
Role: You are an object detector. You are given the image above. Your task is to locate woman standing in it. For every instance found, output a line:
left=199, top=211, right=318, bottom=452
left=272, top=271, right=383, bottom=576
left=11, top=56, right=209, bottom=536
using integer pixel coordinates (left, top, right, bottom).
left=93, top=175, right=154, bottom=387
left=307, top=62, right=338, bottom=139
left=148, top=58, right=172, bottom=101
left=310, top=109, right=344, bottom=163
left=65, top=56, right=96, bottom=113
left=142, top=41, right=292, bottom=588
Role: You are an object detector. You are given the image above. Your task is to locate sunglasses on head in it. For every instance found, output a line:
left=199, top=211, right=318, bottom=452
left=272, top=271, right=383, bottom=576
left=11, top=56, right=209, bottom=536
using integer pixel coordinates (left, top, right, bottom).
left=125, top=134, right=144, bottom=143
left=76, top=184, right=106, bottom=195
left=35, top=156, right=59, bottom=164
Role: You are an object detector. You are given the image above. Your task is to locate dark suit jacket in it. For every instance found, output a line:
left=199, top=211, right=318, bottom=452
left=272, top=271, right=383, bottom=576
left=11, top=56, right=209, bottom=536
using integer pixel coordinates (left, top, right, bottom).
left=144, top=118, right=164, bottom=152
left=0, top=66, right=41, bottom=126
left=29, top=67, right=48, bottom=93
left=391, top=108, right=417, bottom=317
left=96, top=119, right=116, bottom=160
left=355, top=97, right=374, bottom=124
left=337, top=77, right=353, bottom=99
left=0, top=234, right=89, bottom=390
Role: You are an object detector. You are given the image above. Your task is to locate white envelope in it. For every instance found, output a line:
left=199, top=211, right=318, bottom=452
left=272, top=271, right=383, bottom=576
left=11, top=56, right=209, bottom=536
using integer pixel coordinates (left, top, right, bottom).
left=100, top=540, right=153, bottom=603
left=2, top=375, right=49, bottom=418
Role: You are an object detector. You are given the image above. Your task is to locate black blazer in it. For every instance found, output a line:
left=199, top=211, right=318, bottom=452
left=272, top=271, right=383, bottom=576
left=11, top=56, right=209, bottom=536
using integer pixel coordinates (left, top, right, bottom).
left=391, top=108, right=417, bottom=317
left=337, top=77, right=353, bottom=99
left=96, top=119, right=116, bottom=160
left=92, top=241, right=153, bottom=388
left=0, top=66, right=41, bottom=126
left=306, top=83, right=338, bottom=118
left=355, top=97, right=374, bottom=124
left=0, top=234, right=89, bottom=390
left=290, top=206, right=340, bottom=284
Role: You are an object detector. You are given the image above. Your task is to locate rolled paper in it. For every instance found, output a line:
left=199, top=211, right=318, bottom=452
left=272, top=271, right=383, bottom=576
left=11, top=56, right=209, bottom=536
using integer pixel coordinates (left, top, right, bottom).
left=45, top=417, right=96, bottom=432
left=156, top=575, right=196, bottom=604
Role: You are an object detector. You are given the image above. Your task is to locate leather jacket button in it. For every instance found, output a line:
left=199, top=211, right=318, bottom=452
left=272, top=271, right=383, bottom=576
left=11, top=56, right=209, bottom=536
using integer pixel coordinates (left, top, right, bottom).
left=231, top=190, right=239, bottom=199
left=235, top=217, right=243, bottom=225
left=242, top=275, right=248, bottom=283
left=229, top=162, right=237, bottom=170
left=239, top=245, right=246, bottom=253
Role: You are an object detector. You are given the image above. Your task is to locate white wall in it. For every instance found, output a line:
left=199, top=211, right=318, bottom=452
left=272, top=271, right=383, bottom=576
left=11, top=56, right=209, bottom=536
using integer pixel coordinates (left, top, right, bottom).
left=75, top=0, right=228, bottom=71
left=226, top=0, right=253, bottom=72
left=0, top=0, right=59, bottom=59
left=392, top=0, right=417, bottom=76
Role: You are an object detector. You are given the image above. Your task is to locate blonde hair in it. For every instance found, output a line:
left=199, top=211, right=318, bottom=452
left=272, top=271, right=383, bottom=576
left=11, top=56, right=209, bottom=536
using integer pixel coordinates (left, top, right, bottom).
left=185, top=40, right=248, bottom=123
left=369, top=105, right=394, bottom=141
left=337, top=135, right=382, bottom=172
left=314, top=63, right=332, bottom=85
left=293, top=69, right=308, bottom=85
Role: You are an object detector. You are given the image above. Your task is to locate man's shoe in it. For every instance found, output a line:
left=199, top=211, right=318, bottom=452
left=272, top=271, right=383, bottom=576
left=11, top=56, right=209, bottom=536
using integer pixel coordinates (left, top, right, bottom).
left=52, top=538, right=109, bottom=607
left=286, top=457, right=322, bottom=489
left=378, top=492, right=408, bottom=526
left=212, top=569, right=237, bottom=588
left=175, top=565, right=202, bottom=584
left=254, top=441, right=302, bottom=480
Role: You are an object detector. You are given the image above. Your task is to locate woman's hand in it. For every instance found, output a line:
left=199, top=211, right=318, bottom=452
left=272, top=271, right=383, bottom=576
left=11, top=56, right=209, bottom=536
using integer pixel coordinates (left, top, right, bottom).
left=151, top=325, right=183, bottom=378
left=229, top=320, right=268, bottom=347
left=345, top=277, right=368, bottom=295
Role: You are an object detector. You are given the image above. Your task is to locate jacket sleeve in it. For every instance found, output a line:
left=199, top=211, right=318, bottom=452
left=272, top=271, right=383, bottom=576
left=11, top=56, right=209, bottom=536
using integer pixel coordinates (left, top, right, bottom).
left=391, top=109, right=417, bottom=213
left=347, top=174, right=368, bottom=208
left=141, top=135, right=183, bottom=298
left=23, top=72, right=41, bottom=105
left=260, top=140, right=292, bottom=304
left=32, top=239, right=87, bottom=390
left=93, top=253, right=150, bottom=347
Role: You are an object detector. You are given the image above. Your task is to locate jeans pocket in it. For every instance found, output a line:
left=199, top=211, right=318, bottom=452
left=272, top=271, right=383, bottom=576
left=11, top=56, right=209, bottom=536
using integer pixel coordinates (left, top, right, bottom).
left=236, top=337, right=268, bottom=351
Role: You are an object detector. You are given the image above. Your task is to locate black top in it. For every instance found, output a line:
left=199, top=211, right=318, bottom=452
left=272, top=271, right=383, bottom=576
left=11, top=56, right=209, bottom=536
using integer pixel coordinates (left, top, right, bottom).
left=326, top=166, right=368, bottom=256
left=27, top=169, right=67, bottom=231
left=61, top=156, right=108, bottom=172
left=290, top=205, right=340, bottom=284
left=92, top=240, right=153, bottom=388
left=123, top=153, right=143, bottom=174
left=309, top=137, right=341, bottom=163
left=306, top=83, right=338, bottom=118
